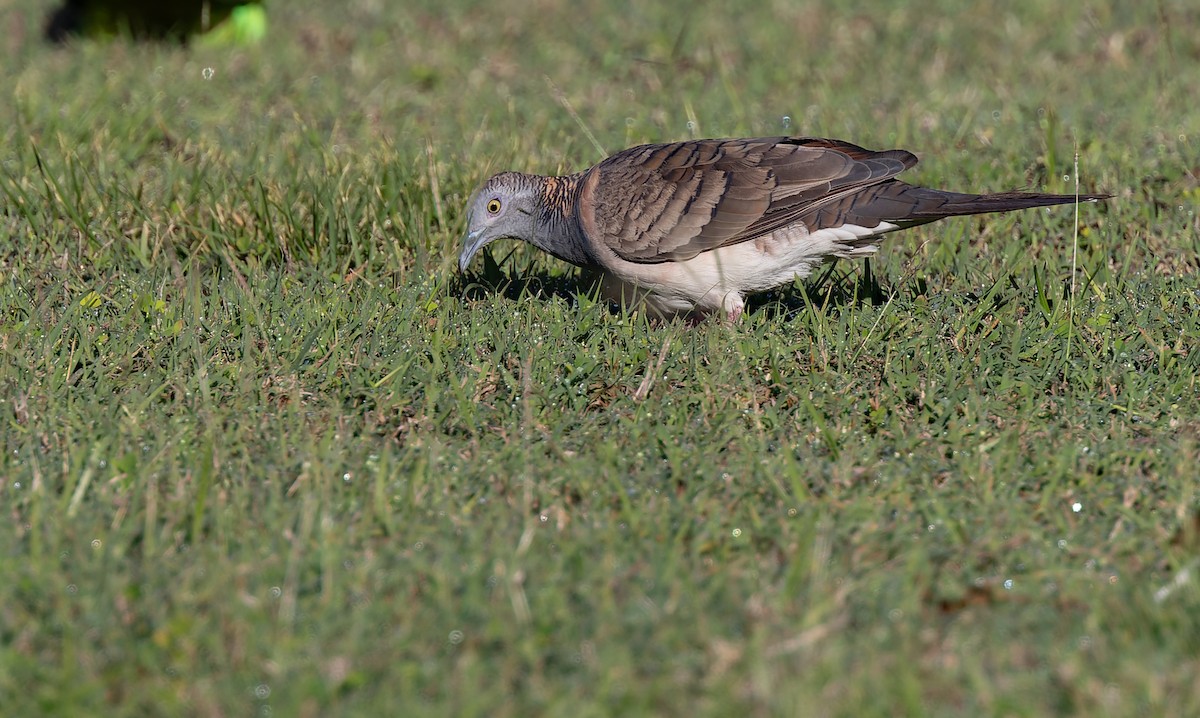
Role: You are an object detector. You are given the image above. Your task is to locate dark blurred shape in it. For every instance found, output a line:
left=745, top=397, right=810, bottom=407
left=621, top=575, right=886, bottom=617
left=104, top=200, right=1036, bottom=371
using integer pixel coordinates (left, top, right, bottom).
left=45, top=0, right=266, bottom=44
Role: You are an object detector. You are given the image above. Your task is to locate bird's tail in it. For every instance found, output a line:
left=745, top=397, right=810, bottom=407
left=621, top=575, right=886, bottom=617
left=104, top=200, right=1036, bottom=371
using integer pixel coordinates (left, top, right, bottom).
left=904, top=187, right=1111, bottom=220
left=803, top=181, right=1110, bottom=234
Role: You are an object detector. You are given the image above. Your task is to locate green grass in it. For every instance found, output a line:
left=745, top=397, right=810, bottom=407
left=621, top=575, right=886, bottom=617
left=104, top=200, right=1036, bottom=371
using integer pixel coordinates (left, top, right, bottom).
left=2, top=0, right=1199, bottom=715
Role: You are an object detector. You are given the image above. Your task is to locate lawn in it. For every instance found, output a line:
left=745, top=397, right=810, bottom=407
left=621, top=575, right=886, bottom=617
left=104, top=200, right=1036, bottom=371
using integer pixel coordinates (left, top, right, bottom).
left=2, top=0, right=1198, bottom=715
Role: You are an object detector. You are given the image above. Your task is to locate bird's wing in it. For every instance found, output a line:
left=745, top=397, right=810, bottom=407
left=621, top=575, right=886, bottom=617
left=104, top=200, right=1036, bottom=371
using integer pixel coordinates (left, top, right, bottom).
left=578, top=137, right=917, bottom=263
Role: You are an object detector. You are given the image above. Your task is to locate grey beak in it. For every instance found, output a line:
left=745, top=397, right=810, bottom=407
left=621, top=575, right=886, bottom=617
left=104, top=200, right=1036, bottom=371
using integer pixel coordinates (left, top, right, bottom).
left=459, top=229, right=484, bottom=272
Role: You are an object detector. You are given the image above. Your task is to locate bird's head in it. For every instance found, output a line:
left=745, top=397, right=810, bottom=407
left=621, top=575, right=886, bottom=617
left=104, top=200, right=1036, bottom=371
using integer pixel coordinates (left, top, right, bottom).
left=458, top=172, right=540, bottom=272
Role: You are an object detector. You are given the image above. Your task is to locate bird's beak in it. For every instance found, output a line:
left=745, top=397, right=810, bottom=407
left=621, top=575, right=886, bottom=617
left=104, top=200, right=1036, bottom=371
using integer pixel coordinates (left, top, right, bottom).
left=458, top=229, right=485, bottom=272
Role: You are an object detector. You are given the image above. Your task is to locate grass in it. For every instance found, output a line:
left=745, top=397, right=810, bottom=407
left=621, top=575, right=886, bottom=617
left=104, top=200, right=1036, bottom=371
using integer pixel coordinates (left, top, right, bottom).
left=2, top=0, right=1199, bottom=715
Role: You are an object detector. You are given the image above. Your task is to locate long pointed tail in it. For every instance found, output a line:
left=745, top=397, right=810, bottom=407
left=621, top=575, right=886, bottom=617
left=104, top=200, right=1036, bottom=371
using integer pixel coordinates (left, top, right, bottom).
left=804, top=181, right=1110, bottom=232
left=904, top=186, right=1111, bottom=220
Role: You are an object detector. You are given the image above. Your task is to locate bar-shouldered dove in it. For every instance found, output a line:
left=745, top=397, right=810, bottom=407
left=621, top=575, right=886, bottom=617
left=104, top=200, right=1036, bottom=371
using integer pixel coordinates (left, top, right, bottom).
left=459, top=137, right=1108, bottom=320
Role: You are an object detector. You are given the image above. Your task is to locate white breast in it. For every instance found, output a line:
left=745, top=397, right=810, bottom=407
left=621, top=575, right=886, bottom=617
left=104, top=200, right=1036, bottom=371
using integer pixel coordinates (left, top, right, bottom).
left=600, top=221, right=900, bottom=319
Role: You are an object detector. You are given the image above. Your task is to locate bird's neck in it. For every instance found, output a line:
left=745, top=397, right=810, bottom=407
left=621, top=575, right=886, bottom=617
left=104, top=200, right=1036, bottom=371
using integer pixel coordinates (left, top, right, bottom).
left=529, top=172, right=597, bottom=267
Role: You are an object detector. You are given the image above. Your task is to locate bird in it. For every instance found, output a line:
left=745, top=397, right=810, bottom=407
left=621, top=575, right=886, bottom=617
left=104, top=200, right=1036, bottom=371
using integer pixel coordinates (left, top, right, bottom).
left=458, top=136, right=1108, bottom=321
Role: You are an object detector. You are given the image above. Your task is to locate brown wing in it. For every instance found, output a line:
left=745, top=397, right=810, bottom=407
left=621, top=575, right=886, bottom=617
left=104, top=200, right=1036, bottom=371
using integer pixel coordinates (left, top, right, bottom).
left=578, top=137, right=917, bottom=263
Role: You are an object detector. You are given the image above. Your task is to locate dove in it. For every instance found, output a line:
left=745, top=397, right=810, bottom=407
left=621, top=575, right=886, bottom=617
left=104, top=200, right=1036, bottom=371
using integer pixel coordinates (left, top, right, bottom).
left=459, top=136, right=1107, bottom=320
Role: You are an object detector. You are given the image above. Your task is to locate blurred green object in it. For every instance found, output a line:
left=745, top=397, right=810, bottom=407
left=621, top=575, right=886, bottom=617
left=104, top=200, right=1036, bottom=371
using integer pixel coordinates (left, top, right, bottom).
left=195, top=4, right=267, bottom=46
left=44, top=0, right=267, bottom=44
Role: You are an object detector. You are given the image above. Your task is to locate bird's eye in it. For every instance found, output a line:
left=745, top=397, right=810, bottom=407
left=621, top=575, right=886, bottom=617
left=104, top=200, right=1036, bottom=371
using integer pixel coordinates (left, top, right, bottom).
left=486, top=198, right=502, bottom=214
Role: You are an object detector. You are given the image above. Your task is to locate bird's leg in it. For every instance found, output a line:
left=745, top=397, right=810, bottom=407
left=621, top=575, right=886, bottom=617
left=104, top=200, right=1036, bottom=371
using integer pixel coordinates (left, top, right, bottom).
left=722, top=293, right=745, bottom=323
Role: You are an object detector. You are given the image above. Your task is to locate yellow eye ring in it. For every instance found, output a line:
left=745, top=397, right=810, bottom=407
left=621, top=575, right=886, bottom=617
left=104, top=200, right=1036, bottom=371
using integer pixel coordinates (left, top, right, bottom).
left=486, top=198, right=502, bottom=214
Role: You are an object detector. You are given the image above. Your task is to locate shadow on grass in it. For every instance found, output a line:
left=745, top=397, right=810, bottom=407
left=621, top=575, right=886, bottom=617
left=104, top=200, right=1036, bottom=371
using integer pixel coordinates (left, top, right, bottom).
left=455, top=253, right=596, bottom=310
left=453, top=249, right=930, bottom=323
left=747, top=259, right=927, bottom=322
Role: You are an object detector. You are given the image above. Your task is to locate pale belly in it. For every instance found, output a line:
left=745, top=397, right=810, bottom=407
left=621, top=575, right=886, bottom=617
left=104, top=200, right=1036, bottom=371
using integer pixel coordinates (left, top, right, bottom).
left=600, top=221, right=899, bottom=319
